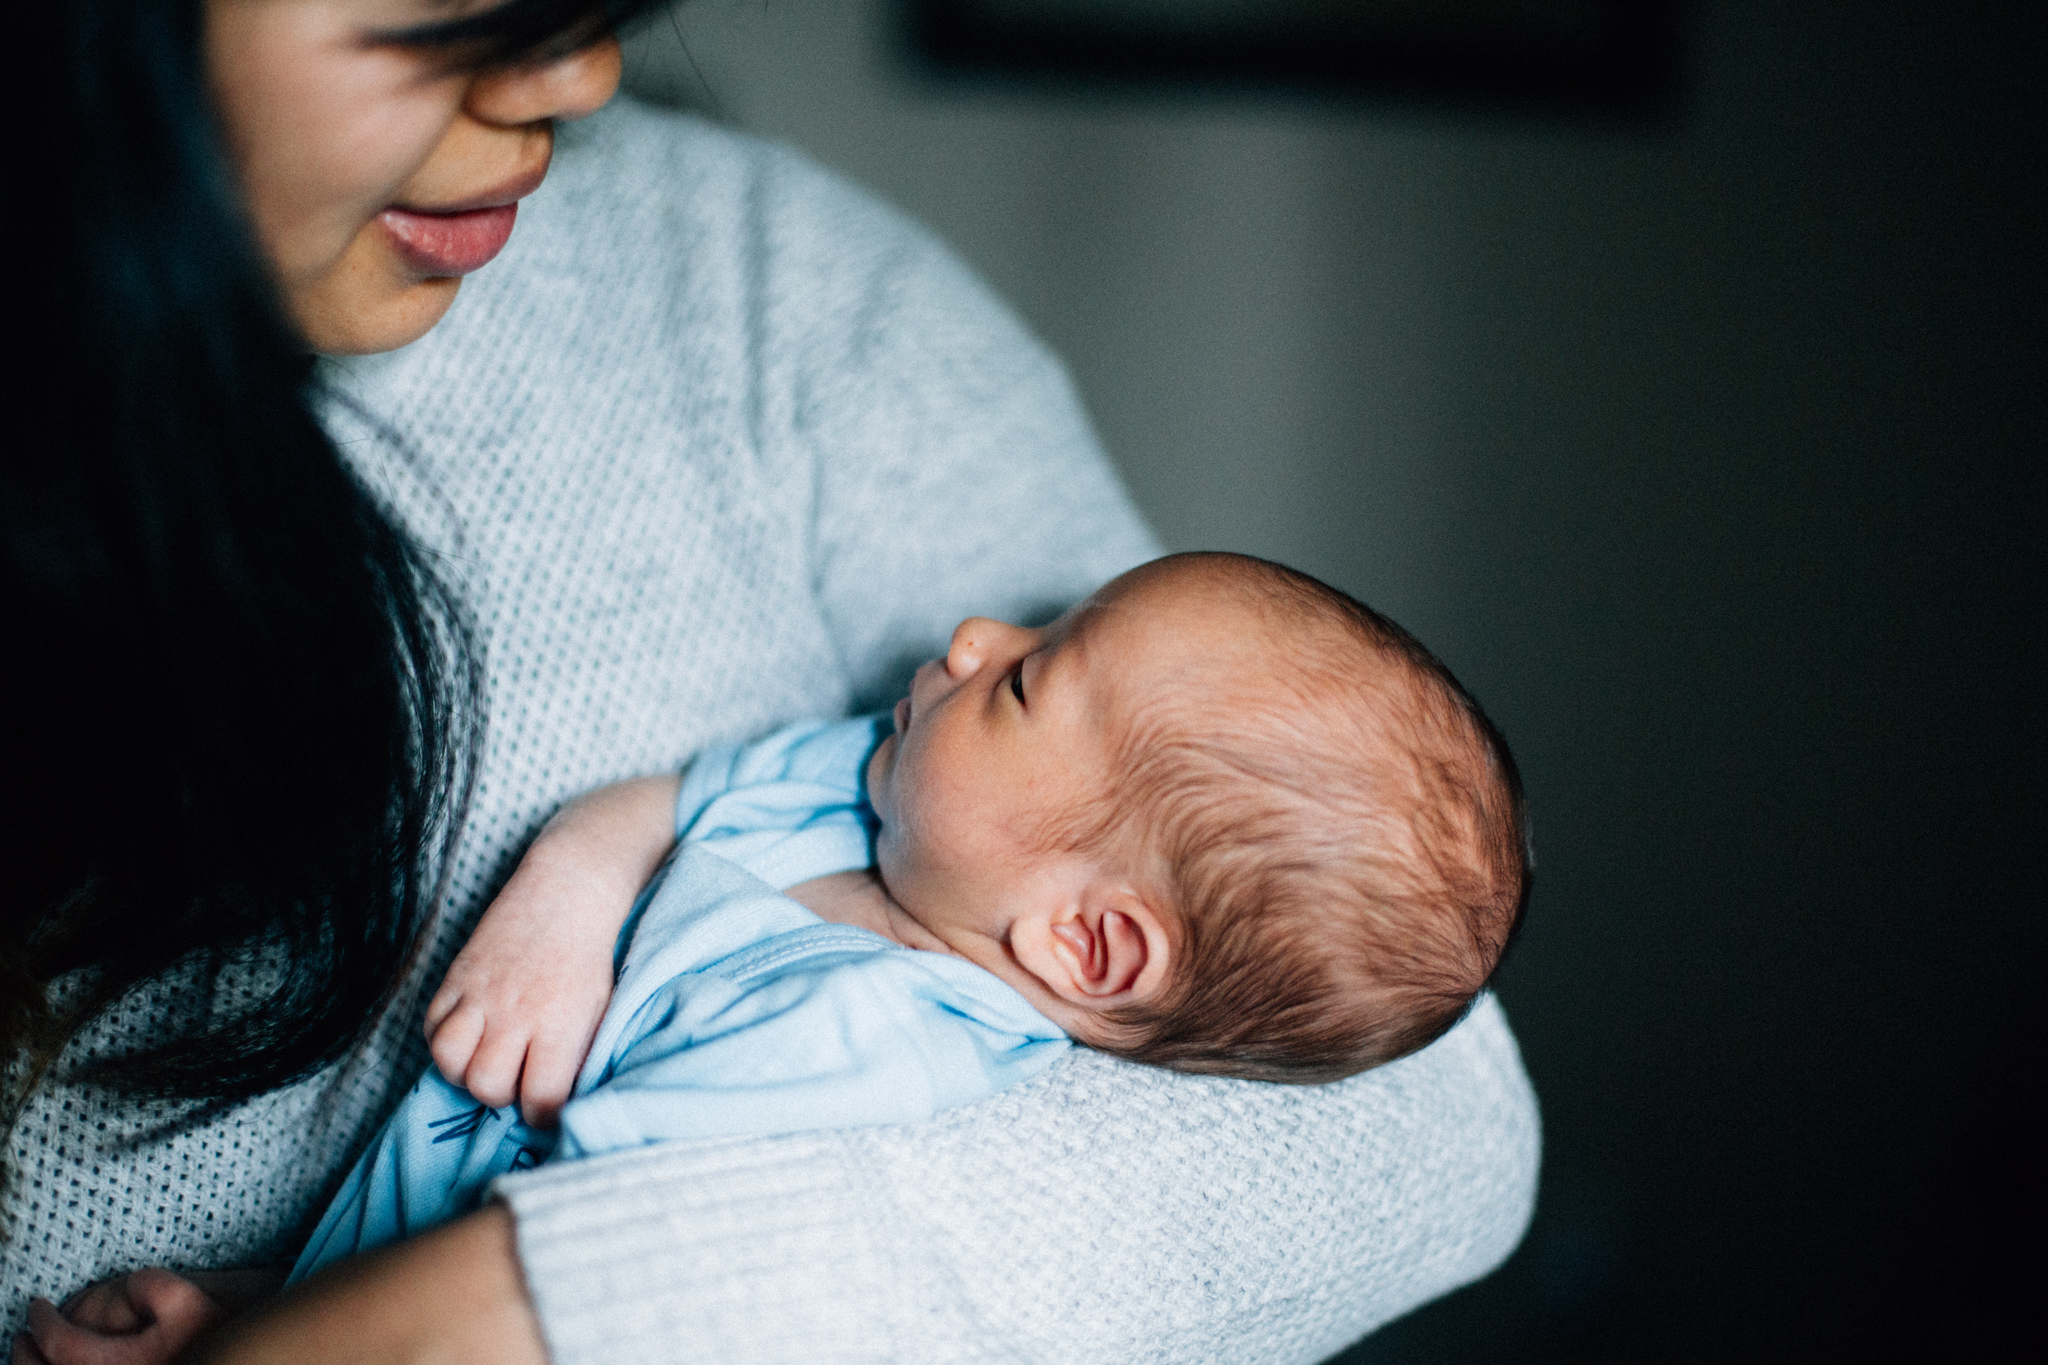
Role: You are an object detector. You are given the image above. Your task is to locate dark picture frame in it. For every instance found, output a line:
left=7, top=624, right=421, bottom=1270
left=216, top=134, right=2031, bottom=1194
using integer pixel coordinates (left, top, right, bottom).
left=907, top=1, right=1683, bottom=114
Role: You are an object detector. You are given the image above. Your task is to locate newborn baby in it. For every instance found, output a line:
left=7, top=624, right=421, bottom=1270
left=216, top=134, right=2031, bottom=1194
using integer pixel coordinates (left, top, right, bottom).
left=287, top=551, right=1530, bottom=1282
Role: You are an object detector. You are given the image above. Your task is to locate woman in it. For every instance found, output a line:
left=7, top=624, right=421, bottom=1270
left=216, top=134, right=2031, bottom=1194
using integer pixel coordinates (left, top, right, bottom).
left=5, top=1, right=1539, bottom=1361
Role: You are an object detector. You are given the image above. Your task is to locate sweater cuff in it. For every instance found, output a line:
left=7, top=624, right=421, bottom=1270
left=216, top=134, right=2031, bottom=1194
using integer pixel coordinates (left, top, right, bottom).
left=493, top=1133, right=910, bottom=1364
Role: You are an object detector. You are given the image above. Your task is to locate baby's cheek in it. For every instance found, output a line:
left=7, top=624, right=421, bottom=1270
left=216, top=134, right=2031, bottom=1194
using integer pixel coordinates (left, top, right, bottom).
left=864, top=737, right=896, bottom=810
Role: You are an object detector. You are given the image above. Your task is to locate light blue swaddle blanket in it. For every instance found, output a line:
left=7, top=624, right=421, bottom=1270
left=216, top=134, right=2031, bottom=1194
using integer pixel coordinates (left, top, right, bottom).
left=290, top=716, right=1069, bottom=1282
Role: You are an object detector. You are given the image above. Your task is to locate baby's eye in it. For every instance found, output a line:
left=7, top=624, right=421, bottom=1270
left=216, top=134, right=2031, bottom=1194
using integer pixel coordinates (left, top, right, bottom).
left=1009, top=667, right=1026, bottom=705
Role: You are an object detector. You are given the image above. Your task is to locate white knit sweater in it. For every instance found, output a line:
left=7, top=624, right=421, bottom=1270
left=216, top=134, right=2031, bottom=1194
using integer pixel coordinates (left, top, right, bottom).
left=1, top=101, right=1539, bottom=1361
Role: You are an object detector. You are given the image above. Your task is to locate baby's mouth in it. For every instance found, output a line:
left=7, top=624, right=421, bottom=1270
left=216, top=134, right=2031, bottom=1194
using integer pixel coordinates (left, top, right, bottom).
left=893, top=695, right=911, bottom=734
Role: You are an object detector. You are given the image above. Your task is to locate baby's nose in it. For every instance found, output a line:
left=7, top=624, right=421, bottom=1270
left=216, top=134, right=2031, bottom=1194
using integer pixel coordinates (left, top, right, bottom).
left=945, top=616, right=1023, bottom=678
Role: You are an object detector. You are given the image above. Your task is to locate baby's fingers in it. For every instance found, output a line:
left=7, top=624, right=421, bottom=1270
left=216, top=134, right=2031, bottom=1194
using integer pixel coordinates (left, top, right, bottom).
left=24, top=1301, right=92, bottom=1365
left=460, top=1025, right=532, bottom=1111
left=22, top=1300, right=123, bottom=1365
left=55, top=1282, right=140, bottom=1336
left=24, top=1273, right=222, bottom=1365
left=423, top=982, right=463, bottom=1034
left=426, top=1003, right=487, bottom=1089
left=516, top=1032, right=589, bottom=1129
left=10, top=1324, right=52, bottom=1365
left=117, top=1271, right=220, bottom=1343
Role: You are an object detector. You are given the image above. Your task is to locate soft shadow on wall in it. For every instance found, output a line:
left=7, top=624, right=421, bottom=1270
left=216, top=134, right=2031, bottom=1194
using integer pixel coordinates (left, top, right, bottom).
left=622, top=2, right=2040, bottom=1359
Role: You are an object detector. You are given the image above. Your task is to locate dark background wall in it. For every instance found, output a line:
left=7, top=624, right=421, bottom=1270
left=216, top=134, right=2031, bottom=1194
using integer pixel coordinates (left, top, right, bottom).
left=626, top=3, right=2040, bottom=1357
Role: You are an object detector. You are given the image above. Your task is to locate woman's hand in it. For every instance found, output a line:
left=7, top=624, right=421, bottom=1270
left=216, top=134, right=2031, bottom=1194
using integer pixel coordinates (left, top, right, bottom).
left=13, top=1270, right=224, bottom=1365
left=425, top=775, right=681, bottom=1127
left=185, top=1207, right=545, bottom=1365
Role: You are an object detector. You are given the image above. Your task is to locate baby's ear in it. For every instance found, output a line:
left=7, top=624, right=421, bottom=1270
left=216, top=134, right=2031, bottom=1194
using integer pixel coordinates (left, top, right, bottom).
left=1029, top=883, right=1174, bottom=1015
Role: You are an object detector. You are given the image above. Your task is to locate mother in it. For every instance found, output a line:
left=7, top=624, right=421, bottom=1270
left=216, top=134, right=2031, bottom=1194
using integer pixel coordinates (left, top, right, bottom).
left=4, top=1, right=1539, bottom=1360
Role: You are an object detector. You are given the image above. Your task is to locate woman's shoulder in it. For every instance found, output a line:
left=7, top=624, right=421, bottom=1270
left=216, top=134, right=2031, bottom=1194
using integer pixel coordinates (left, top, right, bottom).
left=444, top=96, right=1028, bottom=405
left=542, top=98, right=952, bottom=280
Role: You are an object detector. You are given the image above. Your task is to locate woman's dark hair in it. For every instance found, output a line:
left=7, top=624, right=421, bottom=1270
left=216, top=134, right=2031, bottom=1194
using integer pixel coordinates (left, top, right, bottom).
left=0, top=0, right=663, bottom=1151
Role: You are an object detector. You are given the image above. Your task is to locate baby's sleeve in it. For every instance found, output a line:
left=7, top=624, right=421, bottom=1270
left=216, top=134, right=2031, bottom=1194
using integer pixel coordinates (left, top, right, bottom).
left=671, top=716, right=888, bottom=889
left=555, top=943, right=1066, bottom=1159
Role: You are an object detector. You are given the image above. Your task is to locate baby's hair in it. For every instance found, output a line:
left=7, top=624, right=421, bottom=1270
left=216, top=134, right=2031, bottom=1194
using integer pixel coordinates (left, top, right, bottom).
left=1049, top=553, right=1530, bottom=1084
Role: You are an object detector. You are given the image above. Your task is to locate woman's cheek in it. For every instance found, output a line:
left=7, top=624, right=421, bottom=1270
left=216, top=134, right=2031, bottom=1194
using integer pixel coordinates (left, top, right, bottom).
left=208, top=1, right=462, bottom=288
left=268, top=101, right=460, bottom=289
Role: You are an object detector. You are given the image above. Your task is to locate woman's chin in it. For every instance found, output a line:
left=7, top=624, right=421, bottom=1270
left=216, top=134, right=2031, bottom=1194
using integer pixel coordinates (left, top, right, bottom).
left=291, top=273, right=463, bottom=357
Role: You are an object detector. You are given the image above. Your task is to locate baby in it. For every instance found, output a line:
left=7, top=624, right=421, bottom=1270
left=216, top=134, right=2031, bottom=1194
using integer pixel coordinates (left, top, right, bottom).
left=289, top=549, right=1530, bottom=1279
left=27, top=553, right=1529, bottom=1351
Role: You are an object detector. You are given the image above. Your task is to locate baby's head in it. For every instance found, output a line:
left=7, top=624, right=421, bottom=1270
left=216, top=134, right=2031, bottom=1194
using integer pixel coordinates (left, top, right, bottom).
left=864, top=552, right=1529, bottom=1082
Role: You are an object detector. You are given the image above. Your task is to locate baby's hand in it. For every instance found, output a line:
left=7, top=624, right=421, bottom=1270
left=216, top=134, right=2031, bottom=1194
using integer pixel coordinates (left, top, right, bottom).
left=14, top=1271, right=222, bottom=1365
left=425, top=775, right=680, bottom=1129
left=425, top=841, right=623, bottom=1128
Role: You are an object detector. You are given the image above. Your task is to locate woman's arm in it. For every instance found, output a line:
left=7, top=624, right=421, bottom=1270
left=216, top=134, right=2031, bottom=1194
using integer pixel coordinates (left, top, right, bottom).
left=188, top=1210, right=541, bottom=1365
left=490, top=996, right=1538, bottom=1365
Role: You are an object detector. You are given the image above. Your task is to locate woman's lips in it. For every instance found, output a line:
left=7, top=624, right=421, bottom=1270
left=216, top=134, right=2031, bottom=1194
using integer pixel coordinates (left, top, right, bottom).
left=378, top=203, right=519, bottom=278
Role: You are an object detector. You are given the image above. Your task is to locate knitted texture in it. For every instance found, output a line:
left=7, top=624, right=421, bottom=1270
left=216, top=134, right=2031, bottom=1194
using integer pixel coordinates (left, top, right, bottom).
left=2, top=103, right=1539, bottom=1357
left=504, top=996, right=1536, bottom=1365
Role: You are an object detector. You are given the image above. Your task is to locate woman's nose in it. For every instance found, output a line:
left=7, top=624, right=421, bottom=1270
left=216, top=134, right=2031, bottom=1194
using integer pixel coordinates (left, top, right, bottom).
left=465, top=37, right=623, bottom=127
left=945, top=617, right=1031, bottom=679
